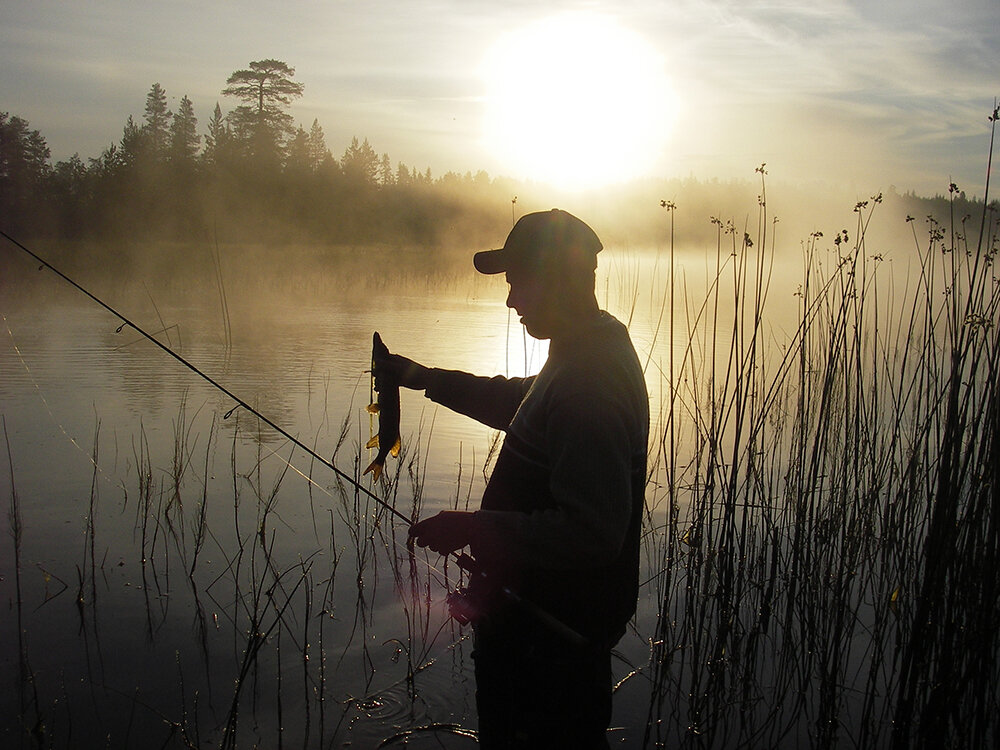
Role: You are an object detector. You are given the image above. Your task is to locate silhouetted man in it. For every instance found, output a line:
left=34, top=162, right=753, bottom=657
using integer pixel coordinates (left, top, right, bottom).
left=378, top=209, right=649, bottom=748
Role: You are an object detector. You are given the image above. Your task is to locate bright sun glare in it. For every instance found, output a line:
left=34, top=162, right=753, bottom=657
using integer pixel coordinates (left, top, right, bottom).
left=480, top=12, right=677, bottom=191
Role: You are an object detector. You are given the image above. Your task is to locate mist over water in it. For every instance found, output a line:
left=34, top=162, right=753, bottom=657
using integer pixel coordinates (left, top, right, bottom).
left=3, top=238, right=702, bottom=502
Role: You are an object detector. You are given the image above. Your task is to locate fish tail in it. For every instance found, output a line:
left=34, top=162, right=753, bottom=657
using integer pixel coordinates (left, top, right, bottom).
left=363, top=459, right=383, bottom=482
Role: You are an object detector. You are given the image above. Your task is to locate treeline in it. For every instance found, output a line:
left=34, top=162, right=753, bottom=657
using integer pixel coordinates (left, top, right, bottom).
left=0, top=59, right=515, bottom=249
left=3, top=59, right=997, bottom=255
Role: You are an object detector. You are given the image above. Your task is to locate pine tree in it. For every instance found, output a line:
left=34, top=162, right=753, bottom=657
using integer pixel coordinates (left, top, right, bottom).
left=341, top=136, right=379, bottom=184
left=51, top=154, right=87, bottom=199
left=49, top=153, right=89, bottom=236
left=285, top=125, right=311, bottom=173
left=379, top=153, right=394, bottom=187
left=203, top=103, right=229, bottom=166
left=169, top=95, right=200, bottom=163
left=0, top=112, right=51, bottom=233
left=221, top=59, right=303, bottom=163
left=222, top=59, right=304, bottom=114
left=307, top=119, right=330, bottom=171
left=143, top=82, right=171, bottom=159
left=119, top=115, right=145, bottom=169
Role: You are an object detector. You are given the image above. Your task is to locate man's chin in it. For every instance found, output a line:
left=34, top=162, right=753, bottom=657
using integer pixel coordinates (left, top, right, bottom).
left=521, top=321, right=550, bottom=341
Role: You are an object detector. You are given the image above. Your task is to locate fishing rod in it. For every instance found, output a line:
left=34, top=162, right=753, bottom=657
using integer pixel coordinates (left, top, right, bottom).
left=0, top=228, right=411, bottom=527
left=1, top=228, right=588, bottom=646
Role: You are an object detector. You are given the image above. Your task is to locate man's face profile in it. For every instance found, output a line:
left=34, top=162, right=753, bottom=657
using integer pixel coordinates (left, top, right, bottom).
left=505, top=265, right=560, bottom=340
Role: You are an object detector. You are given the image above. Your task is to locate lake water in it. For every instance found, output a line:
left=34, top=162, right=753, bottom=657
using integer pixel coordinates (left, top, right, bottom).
left=0, top=241, right=693, bottom=748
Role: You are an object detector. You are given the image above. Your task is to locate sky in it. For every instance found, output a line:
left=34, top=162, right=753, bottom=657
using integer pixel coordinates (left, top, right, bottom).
left=1, top=0, right=997, bottom=197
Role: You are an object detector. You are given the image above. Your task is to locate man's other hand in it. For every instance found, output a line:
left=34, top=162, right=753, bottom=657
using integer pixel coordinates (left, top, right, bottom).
left=408, top=510, right=474, bottom=555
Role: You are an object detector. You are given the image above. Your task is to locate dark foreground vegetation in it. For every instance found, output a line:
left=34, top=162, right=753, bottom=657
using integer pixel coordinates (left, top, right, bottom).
left=641, top=163, right=1000, bottom=749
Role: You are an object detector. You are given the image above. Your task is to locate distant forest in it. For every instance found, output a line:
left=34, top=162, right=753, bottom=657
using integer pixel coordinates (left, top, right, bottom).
left=2, top=59, right=996, bottom=254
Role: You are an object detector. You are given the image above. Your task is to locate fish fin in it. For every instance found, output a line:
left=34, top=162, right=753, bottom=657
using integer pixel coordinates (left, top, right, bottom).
left=365, top=434, right=379, bottom=449
left=390, top=437, right=401, bottom=457
left=366, top=402, right=380, bottom=414
left=363, top=460, right=383, bottom=482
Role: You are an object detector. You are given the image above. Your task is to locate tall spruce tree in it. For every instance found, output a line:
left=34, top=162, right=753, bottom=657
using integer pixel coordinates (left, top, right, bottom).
left=169, top=95, right=200, bottom=163
left=143, top=82, right=171, bottom=159
left=203, top=102, right=229, bottom=167
left=307, top=119, right=330, bottom=171
left=119, top=115, right=144, bottom=169
left=285, top=125, right=311, bottom=174
left=379, top=153, right=394, bottom=186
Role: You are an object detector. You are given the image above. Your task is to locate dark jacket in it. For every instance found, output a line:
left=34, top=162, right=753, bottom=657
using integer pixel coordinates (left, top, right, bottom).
left=423, top=311, right=649, bottom=643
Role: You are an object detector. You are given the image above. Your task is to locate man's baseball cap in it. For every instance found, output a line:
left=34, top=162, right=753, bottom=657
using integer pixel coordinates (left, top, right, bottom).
left=473, top=209, right=603, bottom=275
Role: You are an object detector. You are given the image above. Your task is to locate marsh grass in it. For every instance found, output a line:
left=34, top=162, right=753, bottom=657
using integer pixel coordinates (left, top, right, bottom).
left=4, top=415, right=43, bottom=745
left=637, top=140, right=1000, bottom=746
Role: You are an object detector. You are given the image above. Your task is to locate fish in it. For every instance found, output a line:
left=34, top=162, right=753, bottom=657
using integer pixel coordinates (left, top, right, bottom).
left=363, top=331, right=401, bottom=482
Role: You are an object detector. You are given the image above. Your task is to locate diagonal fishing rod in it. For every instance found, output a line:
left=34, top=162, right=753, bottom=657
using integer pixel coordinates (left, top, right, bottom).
left=0, top=228, right=411, bottom=526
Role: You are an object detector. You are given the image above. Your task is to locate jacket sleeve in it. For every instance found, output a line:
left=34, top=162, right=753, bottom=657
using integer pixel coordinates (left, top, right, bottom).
left=423, top=368, right=533, bottom=431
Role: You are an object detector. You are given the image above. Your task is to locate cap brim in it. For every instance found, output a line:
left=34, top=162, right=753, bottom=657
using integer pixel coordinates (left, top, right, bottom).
left=473, top=248, right=507, bottom=275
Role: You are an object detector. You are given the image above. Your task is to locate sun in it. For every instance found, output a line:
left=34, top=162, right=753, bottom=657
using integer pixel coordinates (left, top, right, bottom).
left=480, top=12, right=678, bottom=191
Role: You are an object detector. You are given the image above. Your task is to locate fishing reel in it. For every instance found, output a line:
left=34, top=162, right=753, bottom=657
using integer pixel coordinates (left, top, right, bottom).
left=446, top=554, right=587, bottom=645
left=446, top=587, right=482, bottom=625
left=446, top=552, right=490, bottom=625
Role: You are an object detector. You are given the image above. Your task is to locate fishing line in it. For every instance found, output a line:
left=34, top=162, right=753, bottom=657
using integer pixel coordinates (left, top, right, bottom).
left=2, top=312, right=109, bottom=478
left=0, top=228, right=411, bottom=527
